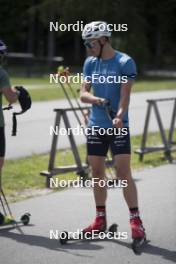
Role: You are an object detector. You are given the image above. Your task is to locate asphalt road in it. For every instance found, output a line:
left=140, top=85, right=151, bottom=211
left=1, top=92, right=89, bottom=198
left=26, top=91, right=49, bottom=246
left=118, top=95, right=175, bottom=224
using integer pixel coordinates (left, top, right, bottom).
left=0, top=164, right=176, bottom=264
left=4, top=89, right=176, bottom=159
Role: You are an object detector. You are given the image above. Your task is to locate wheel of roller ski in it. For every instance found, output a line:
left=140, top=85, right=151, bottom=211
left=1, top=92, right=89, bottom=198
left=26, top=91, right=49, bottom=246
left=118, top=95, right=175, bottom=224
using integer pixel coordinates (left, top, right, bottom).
left=108, top=224, right=118, bottom=233
left=60, top=231, right=69, bottom=245
left=20, top=213, right=30, bottom=225
left=132, top=236, right=146, bottom=254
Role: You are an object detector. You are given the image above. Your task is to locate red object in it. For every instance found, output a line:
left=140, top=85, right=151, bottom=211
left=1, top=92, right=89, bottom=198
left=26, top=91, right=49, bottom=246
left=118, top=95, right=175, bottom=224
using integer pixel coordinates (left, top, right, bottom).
left=83, top=216, right=107, bottom=233
left=130, top=217, right=145, bottom=239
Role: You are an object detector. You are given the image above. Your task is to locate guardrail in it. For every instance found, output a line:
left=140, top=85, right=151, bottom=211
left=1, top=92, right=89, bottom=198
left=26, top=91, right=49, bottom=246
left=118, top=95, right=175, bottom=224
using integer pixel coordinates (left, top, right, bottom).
left=135, top=97, right=176, bottom=162
left=40, top=107, right=90, bottom=188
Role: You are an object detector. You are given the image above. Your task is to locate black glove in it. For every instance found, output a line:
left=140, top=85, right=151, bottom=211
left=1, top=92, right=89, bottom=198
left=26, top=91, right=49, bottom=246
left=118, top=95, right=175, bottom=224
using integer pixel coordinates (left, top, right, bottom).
left=12, top=86, right=32, bottom=136
left=15, top=86, right=32, bottom=113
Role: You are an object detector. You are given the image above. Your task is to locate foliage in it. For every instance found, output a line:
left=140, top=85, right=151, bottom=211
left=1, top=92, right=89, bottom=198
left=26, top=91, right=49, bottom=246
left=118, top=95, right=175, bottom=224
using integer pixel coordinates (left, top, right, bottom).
left=0, top=0, right=176, bottom=69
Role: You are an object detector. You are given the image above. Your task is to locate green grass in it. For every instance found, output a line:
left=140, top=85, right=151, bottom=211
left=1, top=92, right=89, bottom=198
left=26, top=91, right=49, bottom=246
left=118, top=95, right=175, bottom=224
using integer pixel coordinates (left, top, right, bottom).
left=6, top=76, right=176, bottom=103
left=133, top=78, right=176, bottom=92
left=2, top=129, right=176, bottom=202
left=11, top=76, right=49, bottom=86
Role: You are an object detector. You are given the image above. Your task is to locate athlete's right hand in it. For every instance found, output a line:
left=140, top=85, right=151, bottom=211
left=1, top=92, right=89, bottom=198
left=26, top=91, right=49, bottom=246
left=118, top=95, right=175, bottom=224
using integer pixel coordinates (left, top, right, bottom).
left=95, top=98, right=107, bottom=106
left=112, top=117, right=123, bottom=128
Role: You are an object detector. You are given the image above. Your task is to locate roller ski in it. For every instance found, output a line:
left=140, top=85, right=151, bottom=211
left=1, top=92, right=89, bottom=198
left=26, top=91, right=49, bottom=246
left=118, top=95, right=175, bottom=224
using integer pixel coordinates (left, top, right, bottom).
left=60, top=214, right=118, bottom=244
left=130, top=217, right=147, bottom=254
left=0, top=212, right=31, bottom=228
left=0, top=187, right=30, bottom=230
left=60, top=223, right=118, bottom=245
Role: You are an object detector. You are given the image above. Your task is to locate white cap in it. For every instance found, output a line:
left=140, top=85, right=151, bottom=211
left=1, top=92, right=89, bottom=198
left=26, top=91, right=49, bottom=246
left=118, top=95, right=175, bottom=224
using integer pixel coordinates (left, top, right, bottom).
left=82, top=21, right=111, bottom=40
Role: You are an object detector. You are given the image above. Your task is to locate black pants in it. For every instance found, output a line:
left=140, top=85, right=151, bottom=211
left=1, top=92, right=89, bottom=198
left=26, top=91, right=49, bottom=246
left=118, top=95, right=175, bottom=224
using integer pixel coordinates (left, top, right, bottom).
left=0, top=127, right=5, bottom=157
left=87, top=127, right=131, bottom=156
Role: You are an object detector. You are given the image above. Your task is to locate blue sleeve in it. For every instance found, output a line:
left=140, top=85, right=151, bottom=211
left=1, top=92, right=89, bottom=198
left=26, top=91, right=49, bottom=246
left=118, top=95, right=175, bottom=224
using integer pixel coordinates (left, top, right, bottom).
left=83, top=57, right=92, bottom=83
left=121, top=57, right=137, bottom=80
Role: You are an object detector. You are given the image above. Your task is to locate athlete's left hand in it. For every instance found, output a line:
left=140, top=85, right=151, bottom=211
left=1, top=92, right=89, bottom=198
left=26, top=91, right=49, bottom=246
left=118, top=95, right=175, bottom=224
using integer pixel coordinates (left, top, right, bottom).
left=112, top=117, right=123, bottom=128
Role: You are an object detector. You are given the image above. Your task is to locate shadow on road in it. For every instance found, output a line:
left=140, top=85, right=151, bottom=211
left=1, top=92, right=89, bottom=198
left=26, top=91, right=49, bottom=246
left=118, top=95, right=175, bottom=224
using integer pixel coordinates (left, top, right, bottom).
left=112, top=239, right=176, bottom=262
left=0, top=228, right=176, bottom=262
left=0, top=227, right=102, bottom=258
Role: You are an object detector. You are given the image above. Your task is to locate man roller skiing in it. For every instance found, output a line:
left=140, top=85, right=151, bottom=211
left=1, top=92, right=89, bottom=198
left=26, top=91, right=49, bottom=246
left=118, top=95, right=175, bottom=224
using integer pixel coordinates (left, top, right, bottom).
left=0, top=40, right=18, bottom=224
left=80, top=21, right=146, bottom=244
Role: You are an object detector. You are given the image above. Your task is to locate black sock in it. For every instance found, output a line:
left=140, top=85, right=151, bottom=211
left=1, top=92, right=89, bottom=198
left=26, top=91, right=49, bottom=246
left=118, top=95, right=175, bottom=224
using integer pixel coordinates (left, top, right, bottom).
left=96, top=206, right=106, bottom=210
left=129, top=207, right=139, bottom=212
left=129, top=207, right=140, bottom=219
left=96, top=206, right=106, bottom=217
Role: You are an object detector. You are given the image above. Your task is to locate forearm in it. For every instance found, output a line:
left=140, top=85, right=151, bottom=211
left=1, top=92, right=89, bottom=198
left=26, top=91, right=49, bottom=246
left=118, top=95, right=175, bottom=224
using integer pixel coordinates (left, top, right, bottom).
left=80, top=91, right=102, bottom=104
left=116, top=95, right=130, bottom=119
left=9, top=88, right=18, bottom=104
left=116, top=81, right=133, bottom=119
left=2, top=87, right=18, bottom=104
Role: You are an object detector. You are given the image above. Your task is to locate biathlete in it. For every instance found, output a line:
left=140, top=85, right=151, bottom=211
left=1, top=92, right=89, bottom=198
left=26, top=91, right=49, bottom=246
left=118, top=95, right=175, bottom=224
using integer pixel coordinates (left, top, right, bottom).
left=80, top=21, right=146, bottom=243
left=0, top=40, right=18, bottom=224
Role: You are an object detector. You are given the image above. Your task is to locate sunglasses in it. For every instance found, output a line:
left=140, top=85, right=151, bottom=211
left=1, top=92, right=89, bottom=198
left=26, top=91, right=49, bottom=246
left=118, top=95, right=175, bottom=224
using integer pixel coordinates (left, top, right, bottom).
left=84, top=40, right=97, bottom=49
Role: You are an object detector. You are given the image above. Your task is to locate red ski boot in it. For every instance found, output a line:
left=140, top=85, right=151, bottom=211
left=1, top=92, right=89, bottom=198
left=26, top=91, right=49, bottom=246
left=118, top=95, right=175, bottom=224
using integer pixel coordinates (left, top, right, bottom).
left=130, top=217, right=145, bottom=239
left=83, top=216, right=107, bottom=237
left=130, top=217, right=146, bottom=254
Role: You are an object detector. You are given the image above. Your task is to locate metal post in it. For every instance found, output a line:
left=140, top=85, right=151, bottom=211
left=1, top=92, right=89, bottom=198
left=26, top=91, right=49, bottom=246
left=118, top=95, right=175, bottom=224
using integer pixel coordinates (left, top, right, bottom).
left=139, top=102, right=152, bottom=161
left=168, top=99, right=176, bottom=145
left=62, top=111, right=85, bottom=176
left=153, top=102, right=172, bottom=162
left=47, top=111, right=62, bottom=187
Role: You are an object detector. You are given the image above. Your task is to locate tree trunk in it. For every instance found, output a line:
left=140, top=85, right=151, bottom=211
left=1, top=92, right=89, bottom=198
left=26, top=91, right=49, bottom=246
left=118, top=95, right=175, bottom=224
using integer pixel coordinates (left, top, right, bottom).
left=47, top=7, right=55, bottom=69
left=154, top=28, right=162, bottom=67
left=74, top=33, right=81, bottom=65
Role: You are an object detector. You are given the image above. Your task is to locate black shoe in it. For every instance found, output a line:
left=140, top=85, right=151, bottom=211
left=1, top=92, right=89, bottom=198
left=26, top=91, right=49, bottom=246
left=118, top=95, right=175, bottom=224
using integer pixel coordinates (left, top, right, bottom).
left=0, top=212, right=5, bottom=225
